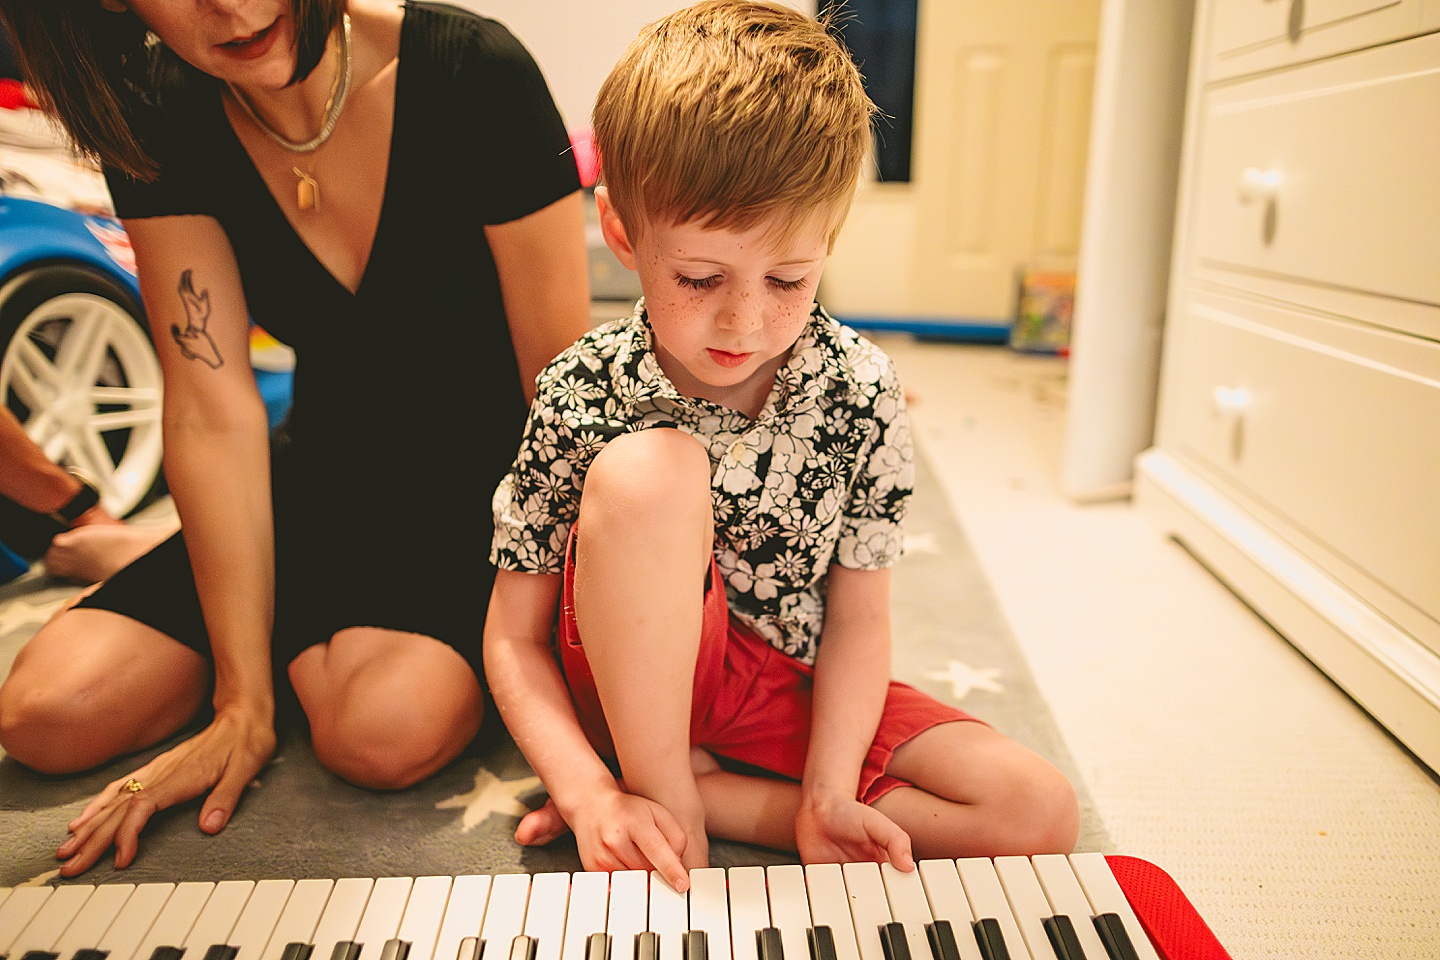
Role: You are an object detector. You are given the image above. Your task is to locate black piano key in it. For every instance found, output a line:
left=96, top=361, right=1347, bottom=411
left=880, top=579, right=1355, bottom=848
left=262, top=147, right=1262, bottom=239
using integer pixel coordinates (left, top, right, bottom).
left=1042, top=916, right=1086, bottom=960
left=281, top=944, right=315, bottom=960
left=970, top=920, right=1009, bottom=960
left=923, top=921, right=961, bottom=960
left=378, top=942, right=410, bottom=960
left=1091, top=914, right=1140, bottom=960
left=149, top=947, right=185, bottom=960
left=806, top=926, right=837, bottom=960
left=756, top=927, right=784, bottom=960
left=507, top=937, right=536, bottom=960
left=202, top=946, right=239, bottom=960
left=20, top=952, right=59, bottom=960
left=878, top=924, right=910, bottom=960
left=456, top=938, right=484, bottom=960
left=585, top=933, right=610, bottom=960
left=634, top=931, right=660, bottom=960
left=330, top=943, right=361, bottom=960
left=681, top=930, right=707, bottom=960
left=72, top=950, right=109, bottom=960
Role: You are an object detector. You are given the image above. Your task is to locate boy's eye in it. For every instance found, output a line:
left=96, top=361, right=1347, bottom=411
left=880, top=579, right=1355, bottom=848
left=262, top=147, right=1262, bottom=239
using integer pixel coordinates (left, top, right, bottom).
left=767, top=277, right=808, bottom=292
left=676, top=274, right=720, bottom=290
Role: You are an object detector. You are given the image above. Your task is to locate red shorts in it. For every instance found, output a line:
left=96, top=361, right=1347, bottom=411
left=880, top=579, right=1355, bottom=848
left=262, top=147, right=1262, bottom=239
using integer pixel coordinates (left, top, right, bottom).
left=558, top=529, right=979, bottom=803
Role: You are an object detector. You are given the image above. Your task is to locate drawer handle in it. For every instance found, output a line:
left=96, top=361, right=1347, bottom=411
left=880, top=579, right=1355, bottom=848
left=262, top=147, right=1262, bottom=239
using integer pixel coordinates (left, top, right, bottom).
left=1240, top=168, right=1283, bottom=245
left=1212, top=386, right=1251, bottom=461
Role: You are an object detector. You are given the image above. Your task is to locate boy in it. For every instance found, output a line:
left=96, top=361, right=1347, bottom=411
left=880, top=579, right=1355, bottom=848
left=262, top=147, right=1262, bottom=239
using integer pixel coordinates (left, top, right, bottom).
left=484, top=0, right=1078, bottom=891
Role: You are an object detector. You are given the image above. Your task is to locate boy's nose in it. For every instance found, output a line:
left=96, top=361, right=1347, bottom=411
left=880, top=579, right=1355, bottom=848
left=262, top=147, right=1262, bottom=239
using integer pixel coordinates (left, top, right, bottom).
left=717, top=294, right=764, bottom=335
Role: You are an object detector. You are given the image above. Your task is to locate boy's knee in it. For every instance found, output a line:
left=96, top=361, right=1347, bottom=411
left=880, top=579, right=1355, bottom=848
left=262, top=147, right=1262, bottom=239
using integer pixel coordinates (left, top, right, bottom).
left=584, top=428, right=711, bottom=518
left=1012, top=762, right=1081, bottom=853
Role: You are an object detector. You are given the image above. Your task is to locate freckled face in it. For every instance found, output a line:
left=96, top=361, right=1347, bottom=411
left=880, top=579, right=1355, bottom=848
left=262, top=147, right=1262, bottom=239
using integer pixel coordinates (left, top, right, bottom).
left=632, top=217, right=830, bottom=414
left=124, top=0, right=297, bottom=90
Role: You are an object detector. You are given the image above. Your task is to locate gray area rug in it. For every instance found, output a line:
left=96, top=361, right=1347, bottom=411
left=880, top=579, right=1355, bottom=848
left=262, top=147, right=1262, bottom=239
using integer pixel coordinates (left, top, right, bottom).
left=0, top=452, right=1109, bottom=887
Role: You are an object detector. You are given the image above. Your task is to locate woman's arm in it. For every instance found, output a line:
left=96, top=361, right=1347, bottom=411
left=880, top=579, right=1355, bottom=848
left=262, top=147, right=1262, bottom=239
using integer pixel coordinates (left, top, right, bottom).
left=56, top=214, right=278, bottom=876
left=484, top=568, right=692, bottom=890
left=485, top=191, right=593, bottom=402
left=0, top=406, right=117, bottom=525
left=799, top=564, right=914, bottom=869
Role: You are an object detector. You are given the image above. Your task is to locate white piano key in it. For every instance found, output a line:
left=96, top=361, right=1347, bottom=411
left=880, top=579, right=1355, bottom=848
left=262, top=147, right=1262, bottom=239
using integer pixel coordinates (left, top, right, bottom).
left=1067, top=855, right=1160, bottom=960
left=354, top=877, right=414, bottom=955
left=11, top=884, right=95, bottom=954
left=98, top=884, right=177, bottom=960
left=726, top=867, right=767, bottom=960
left=954, top=861, right=1029, bottom=960
left=260, top=879, right=334, bottom=960
left=686, top=868, right=729, bottom=960
left=878, top=864, right=932, bottom=960
left=647, top=872, right=687, bottom=960
left=762, top=866, right=809, bottom=960
left=839, top=862, right=889, bottom=960
left=184, top=881, right=256, bottom=952
left=132, top=882, right=216, bottom=960
left=480, top=874, right=531, bottom=954
left=1030, top=856, right=1113, bottom=960
left=228, top=880, right=295, bottom=960
left=993, top=859, right=1057, bottom=960
left=525, top=872, right=571, bottom=960
left=395, top=877, right=452, bottom=960
left=0, top=887, right=56, bottom=954
left=605, top=871, right=648, bottom=959
left=559, top=874, right=608, bottom=960
left=914, top=861, right=982, bottom=960
left=431, top=876, right=491, bottom=960
left=803, top=865, right=859, bottom=960
left=311, top=879, right=375, bottom=960
left=55, top=883, right=138, bottom=956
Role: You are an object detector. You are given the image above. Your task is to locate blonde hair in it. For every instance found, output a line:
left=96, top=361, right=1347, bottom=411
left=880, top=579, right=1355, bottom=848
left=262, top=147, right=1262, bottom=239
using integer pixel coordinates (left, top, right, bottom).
left=593, top=0, right=875, bottom=247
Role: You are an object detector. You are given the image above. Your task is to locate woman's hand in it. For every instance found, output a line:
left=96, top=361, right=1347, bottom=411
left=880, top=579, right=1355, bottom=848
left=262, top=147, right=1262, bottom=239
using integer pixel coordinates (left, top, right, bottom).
left=55, top=706, right=276, bottom=877
left=796, top=789, right=914, bottom=871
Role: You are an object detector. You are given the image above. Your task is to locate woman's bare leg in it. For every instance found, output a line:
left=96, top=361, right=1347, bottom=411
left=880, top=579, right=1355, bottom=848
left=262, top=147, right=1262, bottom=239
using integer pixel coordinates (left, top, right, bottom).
left=289, top=626, right=483, bottom=790
left=0, top=608, right=209, bottom=773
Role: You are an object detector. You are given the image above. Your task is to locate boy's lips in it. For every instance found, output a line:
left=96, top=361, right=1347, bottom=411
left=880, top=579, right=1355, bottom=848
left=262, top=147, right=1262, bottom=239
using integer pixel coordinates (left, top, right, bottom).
left=217, top=19, right=282, bottom=61
left=707, top=348, right=753, bottom=368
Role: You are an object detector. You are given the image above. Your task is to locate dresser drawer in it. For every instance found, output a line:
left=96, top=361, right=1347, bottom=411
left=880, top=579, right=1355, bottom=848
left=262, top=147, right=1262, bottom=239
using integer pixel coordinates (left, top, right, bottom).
left=1188, top=31, right=1440, bottom=337
left=1166, top=292, right=1440, bottom=633
left=1207, top=0, right=1428, bottom=79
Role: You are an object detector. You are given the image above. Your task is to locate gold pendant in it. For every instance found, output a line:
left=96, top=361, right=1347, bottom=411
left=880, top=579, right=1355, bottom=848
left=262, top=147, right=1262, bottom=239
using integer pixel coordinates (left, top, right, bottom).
left=294, top=167, right=320, bottom=212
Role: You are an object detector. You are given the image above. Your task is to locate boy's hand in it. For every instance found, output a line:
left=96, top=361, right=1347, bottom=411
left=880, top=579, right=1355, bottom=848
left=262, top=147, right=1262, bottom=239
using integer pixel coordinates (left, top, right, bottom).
left=796, top=790, right=915, bottom=871
left=549, top=784, right=696, bottom=891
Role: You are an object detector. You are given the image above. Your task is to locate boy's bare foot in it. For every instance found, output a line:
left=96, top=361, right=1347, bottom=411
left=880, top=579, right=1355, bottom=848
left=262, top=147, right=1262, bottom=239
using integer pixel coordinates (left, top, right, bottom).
left=515, top=797, right=571, bottom=846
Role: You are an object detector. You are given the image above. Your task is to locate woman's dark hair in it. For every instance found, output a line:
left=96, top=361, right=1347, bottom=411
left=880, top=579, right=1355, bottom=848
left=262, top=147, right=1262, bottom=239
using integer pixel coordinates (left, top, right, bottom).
left=0, top=0, right=344, bottom=181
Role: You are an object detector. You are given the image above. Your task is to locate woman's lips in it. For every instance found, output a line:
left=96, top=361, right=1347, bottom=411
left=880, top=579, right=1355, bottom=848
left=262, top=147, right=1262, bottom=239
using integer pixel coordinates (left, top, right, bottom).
left=707, top=348, right=753, bottom=368
left=218, top=20, right=281, bottom=61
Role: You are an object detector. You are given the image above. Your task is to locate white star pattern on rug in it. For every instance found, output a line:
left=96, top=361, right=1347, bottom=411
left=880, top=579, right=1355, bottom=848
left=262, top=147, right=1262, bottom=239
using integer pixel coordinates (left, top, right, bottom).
left=925, top=659, right=1004, bottom=701
left=435, top=768, right=541, bottom=832
left=0, top=595, right=70, bottom=635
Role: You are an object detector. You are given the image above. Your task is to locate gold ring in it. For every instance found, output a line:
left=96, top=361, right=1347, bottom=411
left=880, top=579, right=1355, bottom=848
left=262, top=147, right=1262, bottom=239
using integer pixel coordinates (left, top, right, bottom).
left=123, top=778, right=144, bottom=794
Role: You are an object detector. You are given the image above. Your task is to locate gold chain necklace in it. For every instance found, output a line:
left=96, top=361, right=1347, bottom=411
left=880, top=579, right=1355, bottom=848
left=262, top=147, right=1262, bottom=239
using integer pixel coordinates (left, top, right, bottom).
left=227, top=13, right=352, bottom=212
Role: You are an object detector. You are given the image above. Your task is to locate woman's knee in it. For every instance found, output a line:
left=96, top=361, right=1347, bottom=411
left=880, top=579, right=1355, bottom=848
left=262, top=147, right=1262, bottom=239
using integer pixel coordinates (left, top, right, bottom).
left=0, top=614, right=207, bottom=773
left=309, top=697, right=481, bottom=790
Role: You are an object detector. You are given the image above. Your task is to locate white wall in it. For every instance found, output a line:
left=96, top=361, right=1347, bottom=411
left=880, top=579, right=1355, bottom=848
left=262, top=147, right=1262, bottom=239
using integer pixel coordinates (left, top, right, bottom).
left=457, top=1, right=815, bottom=130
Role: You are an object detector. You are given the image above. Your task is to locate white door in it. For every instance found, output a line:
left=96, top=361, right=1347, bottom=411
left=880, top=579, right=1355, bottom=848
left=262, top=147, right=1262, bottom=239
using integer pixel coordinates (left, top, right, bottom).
left=823, top=0, right=1102, bottom=330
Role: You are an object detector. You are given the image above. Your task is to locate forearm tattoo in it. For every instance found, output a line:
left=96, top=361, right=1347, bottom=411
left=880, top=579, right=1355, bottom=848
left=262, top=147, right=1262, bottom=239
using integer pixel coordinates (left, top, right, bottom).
left=171, top=269, right=224, bottom=369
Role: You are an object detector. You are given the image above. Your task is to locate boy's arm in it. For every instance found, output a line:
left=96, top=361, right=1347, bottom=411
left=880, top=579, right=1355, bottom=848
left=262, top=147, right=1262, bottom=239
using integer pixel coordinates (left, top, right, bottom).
left=798, top=565, right=915, bottom=870
left=483, top=568, right=692, bottom=890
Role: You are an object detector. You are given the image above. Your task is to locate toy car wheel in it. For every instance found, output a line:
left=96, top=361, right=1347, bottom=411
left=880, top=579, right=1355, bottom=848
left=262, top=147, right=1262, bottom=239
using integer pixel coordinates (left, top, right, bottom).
left=0, top=263, right=163, bottom=517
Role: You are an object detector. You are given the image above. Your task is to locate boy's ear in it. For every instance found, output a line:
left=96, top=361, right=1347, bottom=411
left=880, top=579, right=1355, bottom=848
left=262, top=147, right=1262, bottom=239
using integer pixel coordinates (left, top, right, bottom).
left=595, top=187, right=639, bottom=272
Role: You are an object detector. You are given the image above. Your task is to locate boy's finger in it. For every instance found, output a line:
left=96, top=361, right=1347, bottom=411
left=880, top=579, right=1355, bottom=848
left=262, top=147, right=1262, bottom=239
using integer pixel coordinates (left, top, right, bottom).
left=636, top=827, right=690, bottom=893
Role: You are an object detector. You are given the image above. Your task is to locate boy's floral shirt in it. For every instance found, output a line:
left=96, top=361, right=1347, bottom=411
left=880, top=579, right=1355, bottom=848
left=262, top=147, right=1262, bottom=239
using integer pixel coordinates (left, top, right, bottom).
left=490, top=300, right=913, bottom=665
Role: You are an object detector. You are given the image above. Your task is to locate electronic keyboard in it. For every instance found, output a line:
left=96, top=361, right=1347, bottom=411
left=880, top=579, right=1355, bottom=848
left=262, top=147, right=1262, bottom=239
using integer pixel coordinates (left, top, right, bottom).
left=0, top=855, right=1230, bottom=960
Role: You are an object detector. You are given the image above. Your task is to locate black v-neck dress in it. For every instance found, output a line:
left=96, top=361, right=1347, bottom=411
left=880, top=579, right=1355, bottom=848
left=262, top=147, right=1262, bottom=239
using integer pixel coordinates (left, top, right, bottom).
left=83, top=3, right=580, bottom=682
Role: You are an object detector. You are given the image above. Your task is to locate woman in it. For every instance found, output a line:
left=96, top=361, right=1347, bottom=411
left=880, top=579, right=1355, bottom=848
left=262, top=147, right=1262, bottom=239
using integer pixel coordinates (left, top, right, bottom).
left=0, top=0, right=591, bottom=877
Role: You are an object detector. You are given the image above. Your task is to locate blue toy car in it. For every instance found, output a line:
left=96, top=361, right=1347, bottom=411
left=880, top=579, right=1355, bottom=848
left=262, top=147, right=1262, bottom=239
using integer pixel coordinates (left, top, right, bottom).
left=0, top=196, right=293, bottom=582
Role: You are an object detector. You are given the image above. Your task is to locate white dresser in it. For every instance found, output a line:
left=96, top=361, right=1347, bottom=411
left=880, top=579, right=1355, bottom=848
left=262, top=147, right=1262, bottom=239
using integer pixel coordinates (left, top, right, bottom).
left=1136, top=0, right=1440, bottom=772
